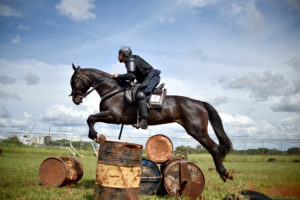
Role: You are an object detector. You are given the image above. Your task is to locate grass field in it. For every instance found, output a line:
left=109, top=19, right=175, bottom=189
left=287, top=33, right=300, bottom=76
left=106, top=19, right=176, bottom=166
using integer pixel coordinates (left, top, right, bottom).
left=0, top=144, right=300, bottom=200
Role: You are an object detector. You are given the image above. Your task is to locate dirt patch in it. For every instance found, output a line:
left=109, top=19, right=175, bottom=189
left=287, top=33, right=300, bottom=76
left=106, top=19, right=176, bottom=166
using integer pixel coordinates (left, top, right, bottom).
left=263, top=185, right=300, bottom=198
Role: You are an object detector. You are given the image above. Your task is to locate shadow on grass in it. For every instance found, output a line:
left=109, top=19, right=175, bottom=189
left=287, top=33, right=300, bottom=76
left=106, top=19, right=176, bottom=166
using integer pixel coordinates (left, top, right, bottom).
left=75, top=179, right=95, bottom=189
left=84, top=194, right=94, bottom=200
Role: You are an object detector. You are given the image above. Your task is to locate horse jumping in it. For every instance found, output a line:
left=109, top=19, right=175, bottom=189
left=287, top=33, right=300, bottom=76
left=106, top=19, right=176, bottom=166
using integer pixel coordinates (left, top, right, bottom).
left=70, top=64, right=233, bottom=182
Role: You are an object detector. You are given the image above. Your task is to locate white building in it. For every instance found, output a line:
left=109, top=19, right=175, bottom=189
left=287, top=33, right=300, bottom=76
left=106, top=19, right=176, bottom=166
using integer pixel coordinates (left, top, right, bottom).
left=19, top=134, right=51, bottom=145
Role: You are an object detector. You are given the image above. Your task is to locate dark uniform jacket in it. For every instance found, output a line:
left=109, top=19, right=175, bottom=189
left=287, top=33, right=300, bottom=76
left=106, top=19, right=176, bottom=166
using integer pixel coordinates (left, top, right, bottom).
left=118, top=55, right=157, bottom=83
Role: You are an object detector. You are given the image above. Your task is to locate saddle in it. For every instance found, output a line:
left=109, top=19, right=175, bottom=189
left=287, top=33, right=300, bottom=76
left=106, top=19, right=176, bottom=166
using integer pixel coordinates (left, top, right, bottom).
left=125, top=83, right=167, bottom=109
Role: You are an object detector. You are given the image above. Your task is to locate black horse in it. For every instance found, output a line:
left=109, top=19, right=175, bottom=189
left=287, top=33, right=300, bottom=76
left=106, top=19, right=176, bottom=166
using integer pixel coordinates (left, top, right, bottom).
left=70, top=64, right=233, bottom=182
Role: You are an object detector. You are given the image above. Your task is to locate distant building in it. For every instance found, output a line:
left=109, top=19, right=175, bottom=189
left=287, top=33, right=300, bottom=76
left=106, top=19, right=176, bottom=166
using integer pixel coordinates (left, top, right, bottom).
left=20, top=134, right=51, bottom=145
left=35, top=135, right=51, bottom=145
left=20, top=134, right=34, bottom=145
left=196, top=144, right=202, bottom=150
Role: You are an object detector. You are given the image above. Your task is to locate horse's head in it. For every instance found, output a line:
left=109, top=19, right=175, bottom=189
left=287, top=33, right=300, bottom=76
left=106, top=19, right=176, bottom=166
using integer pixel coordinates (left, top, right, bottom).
left=70, top=64, right=91, bottom=105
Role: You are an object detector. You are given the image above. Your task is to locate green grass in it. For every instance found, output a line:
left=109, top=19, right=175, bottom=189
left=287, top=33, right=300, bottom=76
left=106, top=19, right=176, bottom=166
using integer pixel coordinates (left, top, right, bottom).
left=0, top=145, right=300, bottom=200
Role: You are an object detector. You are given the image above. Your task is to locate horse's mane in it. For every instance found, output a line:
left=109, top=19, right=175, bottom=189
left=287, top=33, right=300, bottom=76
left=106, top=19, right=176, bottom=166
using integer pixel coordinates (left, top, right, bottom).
left=82, top=67, right=130, bottom=89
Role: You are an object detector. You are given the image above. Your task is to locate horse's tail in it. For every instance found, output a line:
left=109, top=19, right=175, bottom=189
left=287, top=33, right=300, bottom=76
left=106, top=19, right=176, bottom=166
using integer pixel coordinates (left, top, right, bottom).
left=203, top=102, right=232, bottom=158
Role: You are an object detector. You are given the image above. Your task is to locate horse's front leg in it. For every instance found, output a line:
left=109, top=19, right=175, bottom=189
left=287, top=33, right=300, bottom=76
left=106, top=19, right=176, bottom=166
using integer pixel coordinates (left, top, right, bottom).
left=87, top=111, right=113, bottom=140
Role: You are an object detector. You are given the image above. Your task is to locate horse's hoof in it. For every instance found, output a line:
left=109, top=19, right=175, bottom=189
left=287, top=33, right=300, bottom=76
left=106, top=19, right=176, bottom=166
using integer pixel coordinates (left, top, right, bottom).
left=95, top=134, right=106, bottom=144
left=227, top=172, right=234, bottom=180
left=221, top=176, right=227, bottom=182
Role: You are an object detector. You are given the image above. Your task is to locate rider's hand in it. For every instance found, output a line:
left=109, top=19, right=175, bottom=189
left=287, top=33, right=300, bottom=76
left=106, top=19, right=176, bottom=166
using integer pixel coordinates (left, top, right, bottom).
left=113, top=73, right=119, bottom=78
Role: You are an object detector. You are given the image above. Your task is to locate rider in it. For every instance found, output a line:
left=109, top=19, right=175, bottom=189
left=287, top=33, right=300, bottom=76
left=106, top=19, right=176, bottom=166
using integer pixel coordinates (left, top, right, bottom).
left=113, top=46, right=161, bottom=129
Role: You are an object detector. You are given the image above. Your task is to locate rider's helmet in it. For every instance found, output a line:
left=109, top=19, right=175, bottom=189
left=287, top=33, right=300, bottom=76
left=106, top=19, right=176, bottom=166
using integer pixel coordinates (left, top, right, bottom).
left=119, top=46, right=132, bottom=57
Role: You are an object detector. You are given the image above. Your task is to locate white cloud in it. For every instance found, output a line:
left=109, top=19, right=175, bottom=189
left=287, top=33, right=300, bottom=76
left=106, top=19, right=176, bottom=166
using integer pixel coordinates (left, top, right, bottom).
left=0, top=75, right=16, bottom=84
left=11, top=35, right=20, bottom=44
left=0, top=4, right=21, bottom=17
left=108, top=62, right=125, bottom=74
left=56, top=0, right=96, bottom=22
left=220, top=71, right=290, bottom=101
left=164, top=77, right=192, bottom=96
left=177, top=0, right=219, bottom=8
left=219, top=112, right=295, bottom=139
left=192, top=93, right=228, bottom=106
left=0, top=88, right=21, bottom=101
left=0, top=112, right=34, bottom=131
left=40, top=104, right=90, bottom=126
left=0, top=106, right=10, bottom=118
left=244, top=0, right=264, bottom=34
left=225, top=0, right=264, bottom=35
left=271, top=94, right=300, bottom=113
left=287, top=57, right=300, bottom=71
left=24, top=73, right=39, bottom=85
left=227, top=2, right=244, bottom=16
left=18, top=25, right=29, bottom=31
left=276, top=115, right=300, bottom=138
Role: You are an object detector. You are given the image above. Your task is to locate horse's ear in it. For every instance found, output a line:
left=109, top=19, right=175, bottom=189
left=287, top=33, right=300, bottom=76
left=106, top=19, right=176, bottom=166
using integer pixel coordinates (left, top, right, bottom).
left=72, top=63, right=76, bottom=71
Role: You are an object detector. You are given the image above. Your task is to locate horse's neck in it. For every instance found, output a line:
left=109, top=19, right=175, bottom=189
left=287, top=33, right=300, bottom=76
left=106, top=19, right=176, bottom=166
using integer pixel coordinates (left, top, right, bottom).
left=84, top=69, right=120, bottom=97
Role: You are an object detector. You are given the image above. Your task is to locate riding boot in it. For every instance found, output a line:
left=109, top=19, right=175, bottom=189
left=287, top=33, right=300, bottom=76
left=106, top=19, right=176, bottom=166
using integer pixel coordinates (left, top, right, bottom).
left=134, top=91, right=148, bottom=129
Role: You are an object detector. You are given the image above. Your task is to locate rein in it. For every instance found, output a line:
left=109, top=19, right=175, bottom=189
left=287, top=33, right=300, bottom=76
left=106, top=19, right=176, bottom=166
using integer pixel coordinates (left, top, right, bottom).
left=82, top=82, right=103, bottom=98
left=77, top=77, right=125, bottom=109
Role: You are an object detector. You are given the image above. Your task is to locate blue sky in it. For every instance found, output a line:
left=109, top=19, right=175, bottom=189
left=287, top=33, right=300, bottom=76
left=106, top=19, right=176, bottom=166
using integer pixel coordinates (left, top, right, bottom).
left=0, top=0, right=300, bottom=147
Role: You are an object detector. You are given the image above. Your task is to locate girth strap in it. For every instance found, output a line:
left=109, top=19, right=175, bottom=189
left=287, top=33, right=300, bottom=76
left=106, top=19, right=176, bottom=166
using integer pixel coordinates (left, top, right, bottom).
left=100, top=88, right=124, bottom=111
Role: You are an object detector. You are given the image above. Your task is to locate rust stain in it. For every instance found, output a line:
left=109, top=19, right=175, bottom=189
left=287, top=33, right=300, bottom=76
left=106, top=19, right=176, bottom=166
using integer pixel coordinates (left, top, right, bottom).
left=163, top=159, right=205, bottom=200
left=39, top=157, right=84, bottom=187
left=146, top=134, right=173, bottom=163
left=95, top=140, right=142, bottom=199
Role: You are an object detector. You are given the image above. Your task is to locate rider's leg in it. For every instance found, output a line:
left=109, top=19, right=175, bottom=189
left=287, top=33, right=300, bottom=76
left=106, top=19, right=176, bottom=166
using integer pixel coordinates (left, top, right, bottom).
left=142, top=75, right=160, bottom=96
left=135, top=91, right=148, bottom=129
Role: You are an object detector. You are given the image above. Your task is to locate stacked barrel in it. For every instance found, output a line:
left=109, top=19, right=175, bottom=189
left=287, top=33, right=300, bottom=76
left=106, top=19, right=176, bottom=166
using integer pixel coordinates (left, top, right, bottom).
left=140, top=134, right=205, bottom=200
left=94, top=139, right=143, bottom=200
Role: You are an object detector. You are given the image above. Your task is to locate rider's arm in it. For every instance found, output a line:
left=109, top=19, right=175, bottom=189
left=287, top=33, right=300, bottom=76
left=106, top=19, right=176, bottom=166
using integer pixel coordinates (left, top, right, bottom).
left=118, top=58, right=136, bottom=81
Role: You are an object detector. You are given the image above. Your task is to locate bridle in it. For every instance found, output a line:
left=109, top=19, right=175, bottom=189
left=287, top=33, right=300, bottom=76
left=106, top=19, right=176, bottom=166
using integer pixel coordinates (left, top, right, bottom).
left=70, top=74, right=104, bottom=99
left=70, top=74, right=124, bottom=103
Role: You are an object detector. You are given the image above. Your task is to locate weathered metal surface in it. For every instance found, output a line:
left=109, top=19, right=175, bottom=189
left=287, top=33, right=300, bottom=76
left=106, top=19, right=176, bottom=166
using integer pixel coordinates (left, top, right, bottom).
left=39, top=157, right=84, bottom=187
left=140, top=158, right=162, bottom=195
left=95, top=185, right=140, bottom=200
left=163, top=160, right=205, bottom=200
left=95, top=140, right=143, bottom=200
left=145, top=134, right=173, bottom=163
left=160, top=153, right=188, bottom=173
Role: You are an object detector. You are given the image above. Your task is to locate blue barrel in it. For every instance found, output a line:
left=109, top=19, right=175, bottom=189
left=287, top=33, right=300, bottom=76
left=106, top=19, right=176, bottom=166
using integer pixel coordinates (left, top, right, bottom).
left=140, top=158, right=162, bottom=195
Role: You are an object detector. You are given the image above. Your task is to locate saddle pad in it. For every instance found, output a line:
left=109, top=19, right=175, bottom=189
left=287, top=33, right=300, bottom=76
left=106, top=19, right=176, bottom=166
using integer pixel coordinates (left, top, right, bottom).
left=149, top=89, right=167, bottom=109
left=125, top=85, right=167, bottom=110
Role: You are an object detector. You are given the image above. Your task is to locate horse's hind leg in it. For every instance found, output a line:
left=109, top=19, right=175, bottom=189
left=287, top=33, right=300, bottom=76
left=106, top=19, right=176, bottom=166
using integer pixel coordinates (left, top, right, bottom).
left=181, top=110, right=232, bottom=182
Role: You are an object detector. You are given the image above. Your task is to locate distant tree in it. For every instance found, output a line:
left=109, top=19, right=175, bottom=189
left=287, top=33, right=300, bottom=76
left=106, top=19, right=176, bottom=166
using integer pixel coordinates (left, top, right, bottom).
left=175, top=145, right=202, bottom=154
left=3, top=136, right=23, bottom=146
left=287, top=147, right=300, bottom=155
left=51, top=139, right=70, bottom=147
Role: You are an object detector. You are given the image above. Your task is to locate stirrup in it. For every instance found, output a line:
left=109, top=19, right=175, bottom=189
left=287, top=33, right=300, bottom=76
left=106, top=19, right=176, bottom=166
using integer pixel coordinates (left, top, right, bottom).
left=132, top=123, right=140, bottom=129
left=132, top=119, right=148, bottom=129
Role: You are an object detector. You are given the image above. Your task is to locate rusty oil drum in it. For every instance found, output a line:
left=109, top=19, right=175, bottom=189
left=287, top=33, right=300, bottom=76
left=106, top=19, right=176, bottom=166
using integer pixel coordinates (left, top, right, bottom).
left=39, top=156, right=84, bottom=187
left=145, top=134, right=173, bottom=163
left=163, top=159, right=205, bottom=200
left=140, top=158, right=162, bottom=195
left=95, top=140, right=143, bottom=200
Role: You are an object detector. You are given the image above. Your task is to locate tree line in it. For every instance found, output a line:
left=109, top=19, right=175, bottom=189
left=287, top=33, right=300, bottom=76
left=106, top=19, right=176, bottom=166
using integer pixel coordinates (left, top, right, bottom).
left=1, top=136, right=299, bottom=155
left=175, top=145, right=300, bottom=155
